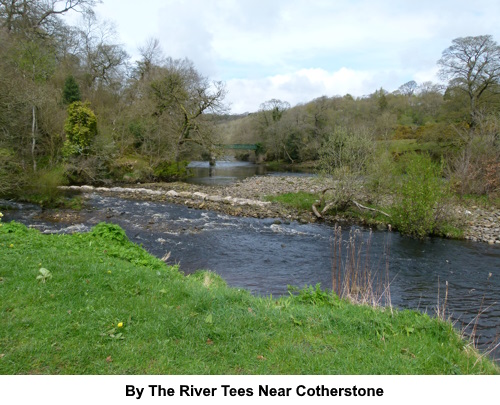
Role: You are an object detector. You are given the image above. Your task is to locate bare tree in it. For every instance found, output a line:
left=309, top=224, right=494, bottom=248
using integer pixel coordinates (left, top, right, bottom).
left=0, top=0, right=99, bottom=33
left=398, top=80, right=418, bottom=97
left=76, top=12, right=128, bottom=89
left=135, top=37, right=164, bottom=80
left=438, top=35, right=500, bottom=126
left=146, top=58, right=228, bottom=162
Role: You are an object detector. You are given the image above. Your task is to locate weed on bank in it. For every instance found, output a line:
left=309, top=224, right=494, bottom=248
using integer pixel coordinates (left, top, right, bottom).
left=0, top=220, right=497, bottom=374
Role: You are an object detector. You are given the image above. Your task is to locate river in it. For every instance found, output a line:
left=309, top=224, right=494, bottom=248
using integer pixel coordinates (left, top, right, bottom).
left=2, top=161, right=500, bottom=361
left=186, top=160, right=314, bottom=185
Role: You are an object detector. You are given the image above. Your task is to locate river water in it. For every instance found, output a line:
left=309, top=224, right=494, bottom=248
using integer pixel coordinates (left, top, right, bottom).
left=2, top=162, right=500, bottom=361
left=186, top=160, right=314, bottom=185
left=3, top=192, right=500, bottom=361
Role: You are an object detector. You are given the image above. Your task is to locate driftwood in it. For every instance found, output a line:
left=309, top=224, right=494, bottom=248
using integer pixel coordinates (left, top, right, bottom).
left=312, top=201, right=322, bottom=218
left=352, top=200, right=391, bottom=217
left=311, top=189, right=391, bottom=219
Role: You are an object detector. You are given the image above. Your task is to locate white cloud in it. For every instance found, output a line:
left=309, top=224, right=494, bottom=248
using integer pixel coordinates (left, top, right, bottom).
left=226, top=67, right=374, bottom=113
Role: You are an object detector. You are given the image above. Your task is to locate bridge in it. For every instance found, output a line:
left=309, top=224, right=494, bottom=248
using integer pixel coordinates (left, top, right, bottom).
left=218, top=144, right=258, bottom=150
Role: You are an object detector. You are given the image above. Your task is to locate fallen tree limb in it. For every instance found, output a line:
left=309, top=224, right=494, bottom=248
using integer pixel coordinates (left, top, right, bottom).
left=321, top=202, right=336, bottom=215
left=352, top=200, right=391, bottom=217
left=312, top=197, right=391, bottom=220
left=312, top=201, right=322, bottom=218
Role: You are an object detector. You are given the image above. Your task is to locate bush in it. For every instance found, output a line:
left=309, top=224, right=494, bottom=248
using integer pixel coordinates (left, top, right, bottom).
left=0, top=148, right=25, bottom=196
left=318, top=126, right=374, bottom=176
left=63, top=101, right=98, bottom=156
left=448, top=122, right=500, bottom=196
left=90, top=222, right=129, bottom=245
left=391, top=153, right=450, bottom=238
left=108, top=156, right=153, bottom=183
left=153, top=160, right=191, bottom=181
left=22, top=166, right=68, bottom=206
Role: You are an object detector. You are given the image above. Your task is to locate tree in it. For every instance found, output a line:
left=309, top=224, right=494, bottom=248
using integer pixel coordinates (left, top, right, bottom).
left=438, top=35, right=500, bottom=126
left=146, top=58, right=227, bottom=162
left=258, top=99, right=290, bottom=126
left=255, top=99, right=291, bottom=160
left=398, top=80, right=418, bottom=97
left=63, top=101, right=97, bottom=156
left=63, top=75, right=81, bottom=104
left=0, top=0, right=99, bottom=33
left=76, top=12, right=129, bottom=91
left=134, top=37, right=164, bottom=80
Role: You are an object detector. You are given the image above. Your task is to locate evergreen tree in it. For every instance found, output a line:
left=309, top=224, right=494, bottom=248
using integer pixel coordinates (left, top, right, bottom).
left=63, top=75, right=81, bottom=105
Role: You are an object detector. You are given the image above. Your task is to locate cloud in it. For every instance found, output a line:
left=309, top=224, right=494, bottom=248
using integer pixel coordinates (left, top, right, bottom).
left=225, top=64, right=445, bottom=113
left=226, top=67, right=374, bottom=113
left=76, top=0, right=500, bottom=113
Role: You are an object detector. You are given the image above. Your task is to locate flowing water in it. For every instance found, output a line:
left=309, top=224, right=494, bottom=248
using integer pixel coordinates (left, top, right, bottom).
left=186, top=160, right=314, bottom=185
left=3, top=191, right=500, bottom=362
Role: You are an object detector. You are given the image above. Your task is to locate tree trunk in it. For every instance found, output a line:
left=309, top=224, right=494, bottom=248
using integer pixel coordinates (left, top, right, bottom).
left=31, top=104, right=37, bottom=172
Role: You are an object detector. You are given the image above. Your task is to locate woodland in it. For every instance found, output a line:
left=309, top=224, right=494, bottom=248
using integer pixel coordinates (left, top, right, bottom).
left=1, top=1, right=499, bottom=232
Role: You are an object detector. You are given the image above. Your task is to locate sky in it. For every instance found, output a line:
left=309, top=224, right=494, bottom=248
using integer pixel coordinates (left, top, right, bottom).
left=67, top=0, right=500, bottom=113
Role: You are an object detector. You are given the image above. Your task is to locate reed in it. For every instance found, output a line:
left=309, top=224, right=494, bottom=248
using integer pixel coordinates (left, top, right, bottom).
left=331, top=225, right=392, bottom=308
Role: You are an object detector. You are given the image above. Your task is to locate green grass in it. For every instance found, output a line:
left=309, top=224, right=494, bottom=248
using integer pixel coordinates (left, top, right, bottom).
left=0, top=221, right=497, bottom=374
left=458, top=193, right=500, bottom=209
left=265, top=192, right=319, bottom=211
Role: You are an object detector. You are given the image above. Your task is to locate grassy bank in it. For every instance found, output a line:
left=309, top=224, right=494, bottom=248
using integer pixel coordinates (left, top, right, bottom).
left=0, top=220, right=497, bottom=374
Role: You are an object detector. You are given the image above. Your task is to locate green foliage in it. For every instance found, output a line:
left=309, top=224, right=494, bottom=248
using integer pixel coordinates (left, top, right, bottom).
left=63, top=102, right=98, bottom=156
left=254, top=142, right=265, bottom=156
left=265, top=191, right=318, bottom=211
left=153, top=160, right=191, bottom=181
left=36, top=268, right=53, bottom=283
left=0, top=148, right=25, bottom=196
left=318, top=126, right=374, bottom=176
left=391, top=153, right=450, bottom=238
left=87, top=223, right=167, bottom=270
left=366, top=148, right=397, bottom=194
left=22, top=166, right=68, bottom=207
left=62, top=75, right=81, bottom=105
left=288, top=284, right=339, bottom=307
left=90, top=223, right=130, bottom=245
left=108, top=156, right=154, bottom=183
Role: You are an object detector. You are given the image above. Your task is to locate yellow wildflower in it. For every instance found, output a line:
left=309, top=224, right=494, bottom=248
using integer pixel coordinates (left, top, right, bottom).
left=117, top=322, right=123, bottom=328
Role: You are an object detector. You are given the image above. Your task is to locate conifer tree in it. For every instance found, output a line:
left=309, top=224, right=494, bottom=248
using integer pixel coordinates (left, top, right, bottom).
left=63, top=75, right=81, bottom=105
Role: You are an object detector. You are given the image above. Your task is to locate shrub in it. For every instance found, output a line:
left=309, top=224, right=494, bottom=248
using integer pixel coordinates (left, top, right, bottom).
left=153, top=160, right=191, bottom=181
left=90, top=222, right=129, bottom=245
left=391, top=153, right=450, bottom=238
left=288, top=284, right=339, bottom=307
left=318, top=126, right=374, bottom=176
left=23, top=166, right=68, bottom=206
left=63, top=101, right=97, bottom=156
left=0, top=148, right=25, bottom=196
left=448, top=122, right=500, bottom=196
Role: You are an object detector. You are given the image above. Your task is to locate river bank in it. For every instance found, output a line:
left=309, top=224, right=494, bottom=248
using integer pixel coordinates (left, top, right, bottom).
left=1, top=220, right=498, bottom=374
left=60, top=175, right=500, bottom=244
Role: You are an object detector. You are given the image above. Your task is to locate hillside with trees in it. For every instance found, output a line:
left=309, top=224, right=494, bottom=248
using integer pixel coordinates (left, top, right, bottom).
left=220, top=36, right=500, bottom=203
left=0, top=2, right=499, bottom=220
